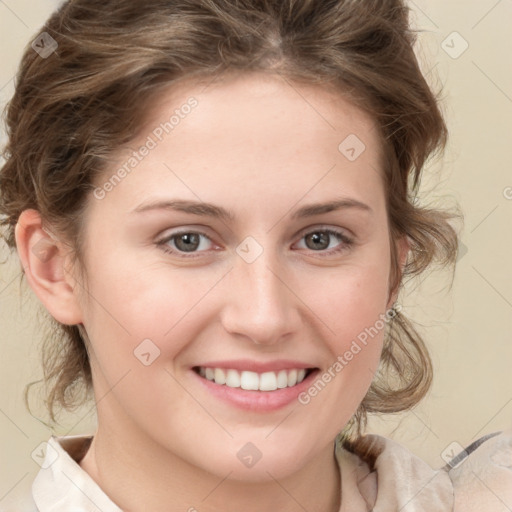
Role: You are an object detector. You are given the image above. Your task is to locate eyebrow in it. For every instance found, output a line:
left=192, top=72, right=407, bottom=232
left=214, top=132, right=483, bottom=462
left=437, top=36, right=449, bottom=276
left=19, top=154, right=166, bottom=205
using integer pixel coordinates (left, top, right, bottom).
left=131, top=197, right=373, bottom=220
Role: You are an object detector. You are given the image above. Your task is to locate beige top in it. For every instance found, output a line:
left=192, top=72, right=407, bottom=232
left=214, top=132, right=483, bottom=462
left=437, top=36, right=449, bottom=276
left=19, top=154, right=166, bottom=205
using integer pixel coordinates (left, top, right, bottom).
left=6, top=428, right=512, bottom=511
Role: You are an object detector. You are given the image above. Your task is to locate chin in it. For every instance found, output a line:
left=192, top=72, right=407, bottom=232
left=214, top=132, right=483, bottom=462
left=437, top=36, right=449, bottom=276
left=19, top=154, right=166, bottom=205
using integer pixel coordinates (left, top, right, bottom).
left=199, top=436, right=314, bottom=483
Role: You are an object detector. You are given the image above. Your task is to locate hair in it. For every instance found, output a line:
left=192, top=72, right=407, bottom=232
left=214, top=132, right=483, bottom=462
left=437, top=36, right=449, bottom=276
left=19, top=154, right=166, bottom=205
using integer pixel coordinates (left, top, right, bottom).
left=0, top=0, right=461, bottom=439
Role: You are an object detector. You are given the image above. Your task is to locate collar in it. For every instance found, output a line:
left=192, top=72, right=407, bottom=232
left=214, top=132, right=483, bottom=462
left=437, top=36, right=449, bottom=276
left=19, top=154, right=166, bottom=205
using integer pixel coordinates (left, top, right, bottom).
left=336, top=433, right=454, bottom=511
left=32, top=433, right=454, bottom=512
left=32, top=435, right=123, bottom=512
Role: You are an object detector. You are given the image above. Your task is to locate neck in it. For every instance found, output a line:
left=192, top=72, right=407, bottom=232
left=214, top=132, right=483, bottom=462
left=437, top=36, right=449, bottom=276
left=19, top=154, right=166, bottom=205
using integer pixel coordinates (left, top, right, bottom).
left=79, top=421, right=341, bottom=512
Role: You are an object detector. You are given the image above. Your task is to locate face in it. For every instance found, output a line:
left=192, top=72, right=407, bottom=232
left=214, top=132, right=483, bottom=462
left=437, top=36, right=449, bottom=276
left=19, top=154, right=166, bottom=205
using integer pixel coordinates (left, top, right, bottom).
left=72, top=71, right=401, bottom=481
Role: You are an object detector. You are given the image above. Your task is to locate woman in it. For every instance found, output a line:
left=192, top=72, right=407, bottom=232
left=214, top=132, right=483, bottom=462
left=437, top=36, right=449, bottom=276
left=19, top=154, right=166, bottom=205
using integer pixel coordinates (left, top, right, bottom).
left=1, top=0, right=511, bottom=510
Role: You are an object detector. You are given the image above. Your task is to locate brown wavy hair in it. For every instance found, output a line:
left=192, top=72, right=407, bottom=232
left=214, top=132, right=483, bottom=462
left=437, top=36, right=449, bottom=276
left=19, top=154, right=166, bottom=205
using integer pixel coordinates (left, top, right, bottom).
left=0, top=0, right=461, bottom=437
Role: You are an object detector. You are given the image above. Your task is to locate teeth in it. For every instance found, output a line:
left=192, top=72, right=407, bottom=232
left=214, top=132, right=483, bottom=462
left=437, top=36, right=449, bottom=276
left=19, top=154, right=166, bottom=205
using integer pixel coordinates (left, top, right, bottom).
left=214, top=368, right=226, bottom=385
left=241, top=371, right=260, bottom=390
left=225, top=369, right=240, bottom=388
left=259, top=371, right=277, bottom=391
left=197, top=367, right=310, bottom=391
left=276, top=370, right=288, bottom=388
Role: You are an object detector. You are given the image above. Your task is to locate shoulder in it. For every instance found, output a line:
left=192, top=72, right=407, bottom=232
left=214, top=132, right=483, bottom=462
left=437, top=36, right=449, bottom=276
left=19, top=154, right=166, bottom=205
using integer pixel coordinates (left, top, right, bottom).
left=445, top=429, right=512, bottom=511
left=337, top=427, right=512, bottom=511
left=337, top=433, right=454, bottom=510
left=14, top=433, right=119, bottom=512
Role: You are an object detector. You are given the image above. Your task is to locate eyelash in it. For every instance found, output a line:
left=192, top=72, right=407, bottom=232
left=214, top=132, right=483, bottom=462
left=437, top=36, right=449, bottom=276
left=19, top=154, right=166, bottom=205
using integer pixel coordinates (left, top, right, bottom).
left=156, top=227, right=354, bottom=259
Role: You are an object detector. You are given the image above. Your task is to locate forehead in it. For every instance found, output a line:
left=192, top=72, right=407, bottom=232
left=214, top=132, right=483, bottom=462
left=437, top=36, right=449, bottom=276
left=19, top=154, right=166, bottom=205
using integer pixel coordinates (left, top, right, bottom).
left=94, top=71, right=385, bottom=216
left=143, top=71, right=379, bottom=145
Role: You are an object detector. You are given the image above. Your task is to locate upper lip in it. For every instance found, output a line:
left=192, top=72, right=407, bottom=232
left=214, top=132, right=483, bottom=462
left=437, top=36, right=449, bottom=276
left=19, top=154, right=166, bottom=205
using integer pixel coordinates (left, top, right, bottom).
left=193, top=359, right=317, bottom=373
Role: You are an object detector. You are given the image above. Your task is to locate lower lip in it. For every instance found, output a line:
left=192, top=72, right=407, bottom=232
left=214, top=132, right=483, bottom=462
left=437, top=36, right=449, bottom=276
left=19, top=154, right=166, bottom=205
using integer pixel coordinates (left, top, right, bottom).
left=192, top=369, right=319, bottom=412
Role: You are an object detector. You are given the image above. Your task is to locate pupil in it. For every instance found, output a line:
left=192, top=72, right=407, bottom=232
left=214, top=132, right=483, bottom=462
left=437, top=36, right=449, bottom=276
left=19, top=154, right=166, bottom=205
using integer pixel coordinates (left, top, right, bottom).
left=176, top=233, right=199, bottom=252
left=308, top=232, right=328, bottom=250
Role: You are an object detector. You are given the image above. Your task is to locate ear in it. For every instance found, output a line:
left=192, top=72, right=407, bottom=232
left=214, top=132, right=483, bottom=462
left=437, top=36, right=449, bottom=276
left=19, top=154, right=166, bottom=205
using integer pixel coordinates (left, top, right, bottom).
left=14, top=209, right=84, bottom=325
left=387, top=235, right=410, bottom=309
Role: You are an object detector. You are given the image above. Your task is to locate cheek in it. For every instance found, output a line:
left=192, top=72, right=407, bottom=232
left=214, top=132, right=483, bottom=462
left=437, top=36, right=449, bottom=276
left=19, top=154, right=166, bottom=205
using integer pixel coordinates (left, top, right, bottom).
left=79, top=262, right=210, bottom=432
left=304, top=259, right=391, bottom=352
left=297, top=256, right=390, bottom=408
left=79, top=253, right=225, bottom=378
left=297, top=283, right=389, bottom=438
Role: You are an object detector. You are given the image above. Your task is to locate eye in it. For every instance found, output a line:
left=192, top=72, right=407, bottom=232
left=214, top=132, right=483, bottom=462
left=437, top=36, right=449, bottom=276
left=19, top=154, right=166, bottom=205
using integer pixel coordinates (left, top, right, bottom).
left=294, top=228, right=353, bottom=255
left=156, top=227, right=354, bottom=258
left=157, top=230, right=215, bottom=257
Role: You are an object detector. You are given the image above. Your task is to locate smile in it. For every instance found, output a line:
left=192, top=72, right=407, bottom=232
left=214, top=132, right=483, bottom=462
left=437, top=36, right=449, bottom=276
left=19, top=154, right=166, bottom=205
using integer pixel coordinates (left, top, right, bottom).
left=193, top=367, right=313, bottom=391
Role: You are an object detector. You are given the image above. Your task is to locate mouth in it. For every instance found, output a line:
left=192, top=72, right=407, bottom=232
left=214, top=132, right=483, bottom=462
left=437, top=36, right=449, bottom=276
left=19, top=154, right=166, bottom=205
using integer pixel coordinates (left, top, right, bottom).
left=192, top=366, right=317, bottom=391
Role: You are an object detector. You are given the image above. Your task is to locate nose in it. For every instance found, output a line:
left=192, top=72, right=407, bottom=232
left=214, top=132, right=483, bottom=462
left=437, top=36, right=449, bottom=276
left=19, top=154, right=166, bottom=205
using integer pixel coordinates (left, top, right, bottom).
left=219, top=248, right=301, bottom=346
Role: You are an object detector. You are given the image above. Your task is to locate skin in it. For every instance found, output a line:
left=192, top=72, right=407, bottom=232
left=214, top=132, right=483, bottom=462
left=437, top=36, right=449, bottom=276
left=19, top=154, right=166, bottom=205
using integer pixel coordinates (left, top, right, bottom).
left=16, top=71, right=408, bottom=512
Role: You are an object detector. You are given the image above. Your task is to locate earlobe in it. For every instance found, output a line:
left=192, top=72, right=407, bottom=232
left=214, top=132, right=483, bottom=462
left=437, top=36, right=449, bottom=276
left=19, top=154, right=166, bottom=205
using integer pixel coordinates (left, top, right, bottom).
left=14, top=209, right=84, bottom=325
left=387, top=235, right=410, bottom=309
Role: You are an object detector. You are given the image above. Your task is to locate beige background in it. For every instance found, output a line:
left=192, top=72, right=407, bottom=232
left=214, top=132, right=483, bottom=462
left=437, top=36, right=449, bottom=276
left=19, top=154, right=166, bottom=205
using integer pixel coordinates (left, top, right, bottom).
left=1, top=0, right=511, bottom=506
